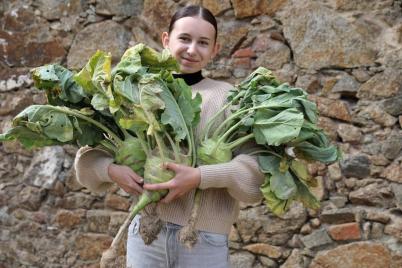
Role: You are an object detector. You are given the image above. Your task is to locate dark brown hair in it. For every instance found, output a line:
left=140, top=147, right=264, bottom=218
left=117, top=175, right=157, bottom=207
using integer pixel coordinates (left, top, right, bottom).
left=168, top=5, right=218, bottom=42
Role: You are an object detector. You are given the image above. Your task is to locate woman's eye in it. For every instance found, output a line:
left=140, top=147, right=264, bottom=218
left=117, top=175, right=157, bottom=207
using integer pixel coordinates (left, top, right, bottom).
left=179, top=37, right=190, bottom=42
left=199, top=41, right=209, bottom=46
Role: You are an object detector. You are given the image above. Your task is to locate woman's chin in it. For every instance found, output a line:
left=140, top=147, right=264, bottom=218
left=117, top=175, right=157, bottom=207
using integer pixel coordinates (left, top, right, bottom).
left=179, top=66, right=200, bottom=74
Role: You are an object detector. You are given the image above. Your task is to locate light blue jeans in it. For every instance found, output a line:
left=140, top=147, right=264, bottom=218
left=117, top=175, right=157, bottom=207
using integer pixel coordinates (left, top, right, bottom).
left=127, top=215, right=230, bottom=268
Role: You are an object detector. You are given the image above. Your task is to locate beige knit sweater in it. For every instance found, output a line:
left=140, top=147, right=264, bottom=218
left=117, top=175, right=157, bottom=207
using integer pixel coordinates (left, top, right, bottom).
left=74, top=77, right=265, bottom=234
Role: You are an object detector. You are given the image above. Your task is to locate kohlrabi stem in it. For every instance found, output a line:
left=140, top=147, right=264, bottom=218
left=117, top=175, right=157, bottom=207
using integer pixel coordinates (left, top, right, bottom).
left=248, top=149, right=283, bottom=158
left=227, top=133, right=254, bottom=150
left=134, top=130, right=151, bottom=158
left=215, top=119, right=245, bottom=147
left=165, top=132, right=180, bottom=161
left=211, top=103, right=275, bottom=139
left=189, top=129, right=196, bottom=167
left=54, top=106, right=123, bottom=144
left=153, top=132, right=167, bottom=161
left=202, top=92, right=244, bottom=140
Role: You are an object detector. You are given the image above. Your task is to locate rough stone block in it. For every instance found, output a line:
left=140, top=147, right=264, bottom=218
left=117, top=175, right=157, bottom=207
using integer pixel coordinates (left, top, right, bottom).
left=327, top=222, right=361, bottom=241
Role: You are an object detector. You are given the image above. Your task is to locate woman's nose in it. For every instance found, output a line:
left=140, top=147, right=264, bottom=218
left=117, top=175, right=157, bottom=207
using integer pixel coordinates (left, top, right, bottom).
left=186, top=42, right=197, bottom=55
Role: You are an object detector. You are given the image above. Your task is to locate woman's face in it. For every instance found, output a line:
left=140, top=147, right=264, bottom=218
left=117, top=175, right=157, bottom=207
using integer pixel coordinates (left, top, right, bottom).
left=162, top=16, right=219, bottom=74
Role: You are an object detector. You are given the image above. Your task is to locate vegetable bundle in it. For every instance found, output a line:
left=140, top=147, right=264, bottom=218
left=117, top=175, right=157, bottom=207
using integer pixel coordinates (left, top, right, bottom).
left=197, top=67, right=341, bottom=215
left=0, top=44, right=201, bottom=266
left=1, top=43, right=341, bottom=260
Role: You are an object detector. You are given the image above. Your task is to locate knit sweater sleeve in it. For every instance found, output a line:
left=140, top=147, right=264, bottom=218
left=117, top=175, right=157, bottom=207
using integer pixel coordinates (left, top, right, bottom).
left=198, top=154, right=265, bottom=203
left=74, top=146, right=115, bottom=193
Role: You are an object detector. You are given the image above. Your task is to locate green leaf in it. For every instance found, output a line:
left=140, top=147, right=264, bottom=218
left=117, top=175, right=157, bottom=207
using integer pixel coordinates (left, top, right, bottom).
left=294, top=178, right=320, bottom=210
left=294, top=141, right=340, bottom=163
left=2, top=105, right=111, bottom=149
left=270, top=170, right=297, bottom=200
left=0, top=126, right=61, bottom=149
left=91, top=93, right=109, bottom=111
left=258, top=154, right=281, bottom=174
left=31, top=65, right=60, bottom=90
left=74, top=50, right=111, bottom=95
left=115, top=137, right=146, bottom=176
left=260, top=176, right=293, bottom=215
left=290, top=159, right=317, bottom=187
left=254, top=108, right=304, bottom=146
left=31, top=64, right=87, bottom=106
left=113, top=74, right=140, bottom=104
left=18, top=106, right=74, bottom=142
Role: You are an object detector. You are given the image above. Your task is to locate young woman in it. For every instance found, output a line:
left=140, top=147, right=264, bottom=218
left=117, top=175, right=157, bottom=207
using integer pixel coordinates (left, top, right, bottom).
left=74, top=5, right=264, bottom=268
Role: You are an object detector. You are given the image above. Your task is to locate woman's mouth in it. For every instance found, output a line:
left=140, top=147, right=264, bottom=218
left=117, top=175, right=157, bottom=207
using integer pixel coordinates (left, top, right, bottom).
left=181, top=57, right=198, bottom=64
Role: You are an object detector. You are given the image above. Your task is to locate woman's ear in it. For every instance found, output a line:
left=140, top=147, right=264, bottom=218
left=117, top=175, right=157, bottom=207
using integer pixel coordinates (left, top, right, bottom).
left=211, top=43, right=220, bottom=59
left=161, top=32, right=169, bottom=48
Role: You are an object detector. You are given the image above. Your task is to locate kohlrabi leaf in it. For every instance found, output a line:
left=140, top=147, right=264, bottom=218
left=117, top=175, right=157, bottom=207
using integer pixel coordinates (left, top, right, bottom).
left=254, top=108, right=304, bottom=146
left=31, top=64, right=87, bottom=106
left=260, top=176, right=293, bottom=215
left=294, top=178, right=320, bottom=210
left=294, top=141, right=340, bottom=163
left=270, top=170, right=298, bottom=200
left=115, top=137, right=146, bottom=176
left=74, top=50, right=112, bottom=95
left=0, top=126, right=62, bottom=149
left=1, top=105, right=111, bottom=148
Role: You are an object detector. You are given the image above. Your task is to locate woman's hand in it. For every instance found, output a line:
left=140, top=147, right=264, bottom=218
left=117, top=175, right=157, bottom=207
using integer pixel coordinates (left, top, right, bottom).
left=143, top=163, right=201, bottom=203
left=108, top=163, right=144, bottom=195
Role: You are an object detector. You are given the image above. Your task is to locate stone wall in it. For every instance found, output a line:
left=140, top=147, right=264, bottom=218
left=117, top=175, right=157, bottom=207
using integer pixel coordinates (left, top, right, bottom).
left=1, top=0, right=402, bottom=267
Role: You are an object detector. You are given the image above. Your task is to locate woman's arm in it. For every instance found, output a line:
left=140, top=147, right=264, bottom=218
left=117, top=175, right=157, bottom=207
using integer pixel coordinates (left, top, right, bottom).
left=74, top=146, right=144, bottom=195
left=198, top=154, right=264, bottom=203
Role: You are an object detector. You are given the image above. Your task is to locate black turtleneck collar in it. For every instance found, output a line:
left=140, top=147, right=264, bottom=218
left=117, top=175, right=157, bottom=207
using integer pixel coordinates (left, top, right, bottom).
left=173, top=71, right=204, bottom=86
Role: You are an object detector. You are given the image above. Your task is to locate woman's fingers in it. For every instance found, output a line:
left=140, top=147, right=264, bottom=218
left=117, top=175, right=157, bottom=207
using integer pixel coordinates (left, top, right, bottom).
left=143, top=181, right=173, bottom=191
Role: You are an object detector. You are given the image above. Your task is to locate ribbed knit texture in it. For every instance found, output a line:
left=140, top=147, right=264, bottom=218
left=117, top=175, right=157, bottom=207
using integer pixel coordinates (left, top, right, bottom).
left=74, top=78, right=265, bottom=234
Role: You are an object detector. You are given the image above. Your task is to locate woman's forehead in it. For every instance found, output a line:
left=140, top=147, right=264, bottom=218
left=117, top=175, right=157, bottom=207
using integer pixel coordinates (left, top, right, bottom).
left=171, top=16, right=216, bottom=38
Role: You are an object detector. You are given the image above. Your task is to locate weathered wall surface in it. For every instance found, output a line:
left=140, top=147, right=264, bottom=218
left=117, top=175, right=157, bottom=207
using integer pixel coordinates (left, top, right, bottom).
left=1, top=0, right=402, bottom=267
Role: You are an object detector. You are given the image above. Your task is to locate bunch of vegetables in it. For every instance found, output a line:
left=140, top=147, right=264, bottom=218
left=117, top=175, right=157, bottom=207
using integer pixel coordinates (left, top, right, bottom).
left=0, top=43, right=201, bottom=266
left=196, top=67, right=341, bottom=215
left=1, top=41, right=341, bottom=262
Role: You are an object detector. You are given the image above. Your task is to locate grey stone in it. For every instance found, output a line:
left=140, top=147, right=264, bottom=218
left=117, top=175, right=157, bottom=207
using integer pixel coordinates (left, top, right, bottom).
left=14, top=186, right=46, bottom=211
left=391, top=183, right=402, bottom=210
left=349, top=183, right=394, bottom=208
left=370, top=222, right=384, bottom=239
left=357, top=69, right=402, bottom=100
left=340, top=154, right=371, bottom=178
left=36, top=0, right=82, bottom=20
left=331, top=73, right=360, bottom=96
left=352, top=68, right=371, bottom=82
left=108, top=211, right=128, bottom=236
left=67, top=20, right=131, bottom=69
left=384, top=48, right=402, bottom=69
left=381, top=134, right=402, bottom=160
left=329, top=195, right=348, bottom=208
left=259, top=256, right=278, bottom=268
left=281, top=249, right=305, bottom=268
left=357, top=104, right=398, bottom=127
left=365, top=211, right=391, bottom=224
left=337, top=123, right=362, bottom=143
left=95, top=0, right=143, bottom=17
left=58, top=192, right=95, bottom=209
left=86, top=210, right=111, bottom=233
left=381, top=161, right=402, bottom=183
left=300, top=228, right=333, bottom=249
left=295, top=74, right=320, bottom=94
left=320, top=208, right=356, bottom=224
left=381, top=96, right=402, bottom=116
left=237, top=204, right=307, bottom=245
left=310, top=242, right=392, bottom=268
left=24, top=146, right=65, bottom=189
left=230, top=251, right=255, bottom=268
left=255, top=39, right=291, bottom=70
left=279, top=0, right=376, bottom=70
